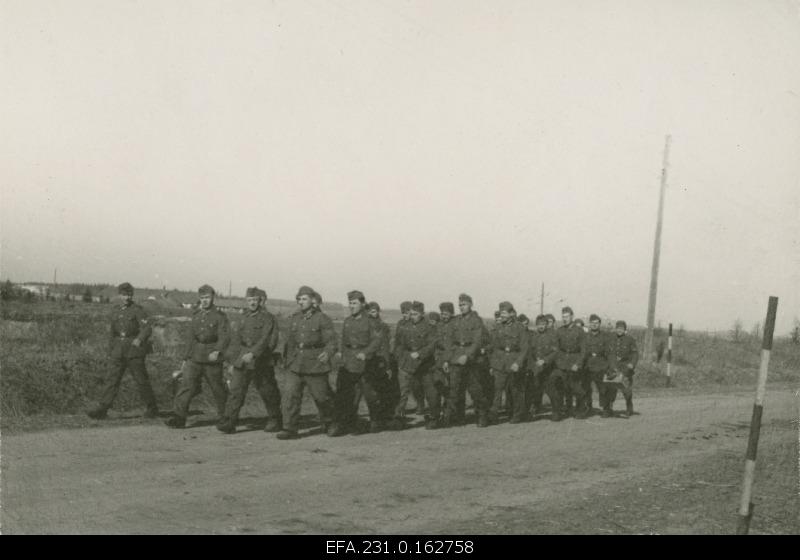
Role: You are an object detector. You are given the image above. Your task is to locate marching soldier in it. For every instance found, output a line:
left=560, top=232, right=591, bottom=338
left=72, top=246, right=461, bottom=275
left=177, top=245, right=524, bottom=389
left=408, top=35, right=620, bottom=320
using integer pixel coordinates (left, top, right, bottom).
left=275, top=286, right=338, bottom=440
left=392, top=301, right=438, bottom=429
left=166, top=284, right=230, bottom=429
left=553, top=306, right=587, bottom=419
left=366, top=301, right=395, bottom=424
left=545, top=314, right=556, bottom=331
left=525, top=314, right=560, bottom=419
left=88, top=282, right=158, bottom=419
left=216, top=287, right=281, bottom=434
left=583, top=314, right=611, bottom=418
left=443, top=294, right=490, bottom=428
left=433, top=302, right=456, bottom=424
left=394, top=301, right=425, bottom=416
left=606, top=320, right=639, bottom=417
left=333, top=290, right=383, bottom=435
left=489, top=302, right=529, bottom=423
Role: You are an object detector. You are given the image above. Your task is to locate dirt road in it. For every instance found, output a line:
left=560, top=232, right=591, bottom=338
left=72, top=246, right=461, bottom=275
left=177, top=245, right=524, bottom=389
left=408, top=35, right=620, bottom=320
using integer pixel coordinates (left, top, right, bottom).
left=2, top=389, right=798, bottom=534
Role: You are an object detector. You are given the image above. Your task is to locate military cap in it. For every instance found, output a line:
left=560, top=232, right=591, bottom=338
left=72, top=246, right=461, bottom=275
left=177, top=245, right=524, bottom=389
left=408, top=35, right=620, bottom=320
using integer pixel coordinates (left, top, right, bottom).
left=347, top=290, right=365, bottom=302
left=439, top=302, right=455, bottom=313
left=257, top=288, right=267, bottom=300
left=400, top=301, right=412, bottom=313
left=411, top=301, right=425, bottom=313
left=296, top=285, right=314, bottom=299
left=589, top=314, right=601, bottom=322
left=198, top=284, right=215, bottom=296
left=615, top=320, right=628, bottom=330
left=498, top=301, right=515, bottom=313
left=494, top=310, right=501, bottom=318
left=245, top=286, right=259, bottom=298
left=518, top=314, right=529, bottom=324
left=312, top=291, right=322, bottom=305
left=367, top=301, right=381, bottom=311
left=427, top=312, right=440, bottom=322
left=545, top=313, right=556, bottom=322
left=459, top=293, right=473, bottom=304
left=574, top=318, right=585, bottom=327
left=117, top=282, right=134, bottom=295
left=535, top=314, right=547, bottom=324
left=562, top=306, right=574, bottom=314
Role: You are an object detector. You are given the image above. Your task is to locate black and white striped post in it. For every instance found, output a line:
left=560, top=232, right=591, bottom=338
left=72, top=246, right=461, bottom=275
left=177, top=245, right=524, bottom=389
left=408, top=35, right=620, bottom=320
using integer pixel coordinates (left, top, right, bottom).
left=666, top=323, right=673, bottom=387
left=736, top=296, right=778, bottom=535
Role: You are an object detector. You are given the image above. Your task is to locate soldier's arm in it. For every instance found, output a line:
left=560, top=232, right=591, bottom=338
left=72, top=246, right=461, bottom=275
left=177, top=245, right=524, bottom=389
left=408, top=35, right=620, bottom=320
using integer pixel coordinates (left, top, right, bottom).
left=135, top=306, right=152, bottom=343
left=183, top=318, right=195, bottom=360
left=363, top=319, right=381, bottom=359
left=464, top=318, right=483, bottom=359
left=543, top=335, right=559, bottom=365
left=249, top=316, right=274, bottom=359
left=215, top=313, right=231, bottom=353
left=629, top=337, right=639, bottom=369
left=517, top=325, right=529, bottom=367
left=320, top=314, right=337, bottom=356
left=418, top=325, right=436, bottom=360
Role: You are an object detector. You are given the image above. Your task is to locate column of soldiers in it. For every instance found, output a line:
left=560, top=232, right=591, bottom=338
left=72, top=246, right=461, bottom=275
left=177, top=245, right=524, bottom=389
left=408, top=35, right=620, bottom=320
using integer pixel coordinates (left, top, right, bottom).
left=88, top=283, right=639, bottom=440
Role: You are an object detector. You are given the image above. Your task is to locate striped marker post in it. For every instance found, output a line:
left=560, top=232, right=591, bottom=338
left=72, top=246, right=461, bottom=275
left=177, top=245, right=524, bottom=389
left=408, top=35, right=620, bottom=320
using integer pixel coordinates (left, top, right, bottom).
left=736, top=296, right=778, bottom=534
left=666, top=323, right=673, bottom=387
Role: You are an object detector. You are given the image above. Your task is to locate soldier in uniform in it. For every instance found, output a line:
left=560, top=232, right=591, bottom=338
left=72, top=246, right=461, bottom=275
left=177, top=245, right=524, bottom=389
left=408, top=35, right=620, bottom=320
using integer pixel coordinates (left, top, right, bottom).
left=427, top=312, right=441, bottom=326
left=553, top=306, right=587, bottom=420
left=333, top=290, right=383, bottom=435
left=216, top=287, right=281, bottom=434
left=275, top=286, right=338, bottom=440
left=392, top=301, right=437, bottom=429
left=545, top=314, right=556, bottom=332
left=433, top=302, right=456, bottom=424
left=366, top=301, right=395, bottom=425
left=443, top=294, right=490, bottom=428
left=525, top=314, right=560, bottom=420
left=88, top=282, right=158, bottom=419
left=488, top=302, right=529, bottom=424
left=518, top=314, right=530, bottom=329
left=584, top=314, right=611, bottom=418
left=394, top=301, right=425, bottom=417
left=606, top=320, right=639, bottom=417
left=166, top=285, right=230, bottom=428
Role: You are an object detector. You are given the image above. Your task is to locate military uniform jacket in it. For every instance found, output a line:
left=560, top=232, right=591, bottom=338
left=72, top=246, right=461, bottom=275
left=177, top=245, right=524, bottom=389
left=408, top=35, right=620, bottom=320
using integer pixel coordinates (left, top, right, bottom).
left=447, top=311, right=485, bottom=365
left=608, top=334, right=639, bottom=374
left=584, top=331, right=611, bottom=373
left=183, top=306, right=231, bottom=364
left=527, top=330, right=559, bottom=374
left=489, top=320, right=529, bottom=372
left=340, top=312, right=381, bottom=374
left=434, top=319, right=455, bottom=369
left=229, top=307, right=279, bottom=370
left=555, top=323, right=586, bottom=371
left=370, top=318, right=392, bottom=366
left=284, top=307, right=337, bottom=375
left=109, top=302, right=152, bottom=359
left=396, top=319, right=436, bottom=374
left=392, top=318, right=411, bottom=361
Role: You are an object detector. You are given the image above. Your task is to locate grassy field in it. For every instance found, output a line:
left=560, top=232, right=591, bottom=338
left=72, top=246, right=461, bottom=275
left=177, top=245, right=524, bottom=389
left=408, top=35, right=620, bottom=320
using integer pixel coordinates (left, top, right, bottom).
left=1, top=299, right=799, bottom=428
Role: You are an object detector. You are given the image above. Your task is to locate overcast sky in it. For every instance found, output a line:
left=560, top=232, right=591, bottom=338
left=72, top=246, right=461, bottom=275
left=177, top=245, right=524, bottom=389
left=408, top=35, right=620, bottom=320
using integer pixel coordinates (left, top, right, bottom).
left=2, top=0, right=798, bottom=332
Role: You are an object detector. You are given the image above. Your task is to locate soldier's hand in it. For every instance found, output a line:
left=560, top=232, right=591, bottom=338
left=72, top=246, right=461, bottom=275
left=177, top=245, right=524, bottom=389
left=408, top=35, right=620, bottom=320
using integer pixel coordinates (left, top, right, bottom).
left=355, top=352, right=366, bottom=361
left=335, top=352, right=342, bottom=360
left=317, top=351, right=329, bottom=363
left=536, top=359, right=545, bottom=367
left=386, top=369, right=393, bottom=379
left=132, top=338, right=141, bottom=347
left=242, top=352, right=254, bottom=363
left=443, top=362, right=450, bottom=374
left=456, top=355, right=467, bottom=366
left=627, top=363, right=634, bottom=370
left=570, top=364, right=579, bottom=372
left=208, top=351, right=220, bottom=362
left=410, top=351, right=420, bottom=360
left=510, top=363, right=519, bottom=372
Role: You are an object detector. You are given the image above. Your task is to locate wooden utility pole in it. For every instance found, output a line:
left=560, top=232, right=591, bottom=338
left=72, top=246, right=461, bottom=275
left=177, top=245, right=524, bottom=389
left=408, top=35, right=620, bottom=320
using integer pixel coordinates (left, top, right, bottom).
left=53, top=268, right=57, bottom=286
left=540, top=282, right=545, bottom=315
left=228, top=280, right=232, bottom=298
left=643, top=134, right=671, bottom=361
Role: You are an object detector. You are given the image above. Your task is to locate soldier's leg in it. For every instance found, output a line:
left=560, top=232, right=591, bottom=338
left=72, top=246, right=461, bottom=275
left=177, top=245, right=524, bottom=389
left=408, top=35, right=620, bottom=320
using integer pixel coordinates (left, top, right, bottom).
left=333, top=367, right=359, bottom=430
left=421, top=370, right=442, bottom=426
left=360, top=373, right=383, bottom=428
left=393, top=369, right=413, bottom=419
left=489, top=369, right=509, bottom=419
left=126, top=357, right=158, bottom=414
left=252, top=364, right=282, bottom=429
left=548, top=369, right=566, bottom=420
left=445, top=366, right=467, bottom=425
left=410, top=374, right=426, bottom=415
left=305, top=373, right=335, bottom=431
left=171, top=361, right=203, bottom=422
left=529, top=371, right=545, bottom=414
left=583, top=374, right=594, bottom=412
left=593, top=371, right=609, bottom=413
left=280, top=370, right=304, bottom=435
left=466, top=365, right=490, bottom=427
left=201, top=364, right=228, bottom=417
left=622, top=374, right=634, bottom=415
left=221, top=366, right=250, bottom=428
left=93, top=357, right=127, bottom=415
left=568, top=370, right=588, bottom=417
left=509, top=370, right=528, bottom=422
